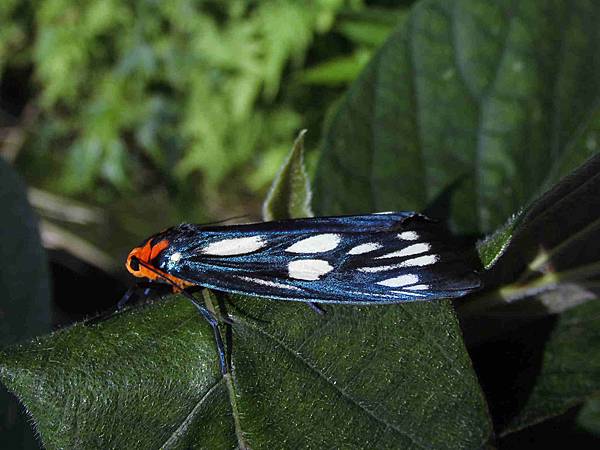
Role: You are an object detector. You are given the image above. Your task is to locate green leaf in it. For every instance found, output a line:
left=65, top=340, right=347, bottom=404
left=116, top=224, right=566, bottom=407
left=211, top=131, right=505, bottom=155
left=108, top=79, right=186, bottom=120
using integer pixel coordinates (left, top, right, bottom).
left=461, top=153, right=600, bottom=435
left=0, top=295, right=491, bottom=448
left=500, top=299, right=600, bottom=436
left=0, top=159, right=51, bottom=449
left=476, top=211, right=522, bottom=269
left=463, top=153, right=600, bottom=315
left=0, top=300, right=228, bottom=449
left=337, top=14, right=405, bottom=47
left=228, top=297, right=491, bottom=449
left=301, top=51, right=372, bottom=86
left=577, top=397, right=600, bottom=437
left=262, top=130, right=313, bottom=221
left=314, top=0, right=600, bottom=235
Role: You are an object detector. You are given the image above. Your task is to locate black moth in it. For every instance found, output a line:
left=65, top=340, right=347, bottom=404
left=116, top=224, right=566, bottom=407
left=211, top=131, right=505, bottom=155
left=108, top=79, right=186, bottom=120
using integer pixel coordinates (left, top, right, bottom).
left=125, top=211, right=482, bottom=372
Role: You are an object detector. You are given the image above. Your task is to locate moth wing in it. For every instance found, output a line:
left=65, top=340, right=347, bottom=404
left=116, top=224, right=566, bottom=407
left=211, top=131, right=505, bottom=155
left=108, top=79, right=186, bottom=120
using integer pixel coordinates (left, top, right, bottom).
left=156, top=213, right=481, bottom=303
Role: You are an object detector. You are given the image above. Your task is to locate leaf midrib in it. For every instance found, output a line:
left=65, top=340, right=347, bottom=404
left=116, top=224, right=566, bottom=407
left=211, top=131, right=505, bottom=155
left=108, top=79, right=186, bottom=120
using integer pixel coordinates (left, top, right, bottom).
left=160, top=379, right=224, bottom=449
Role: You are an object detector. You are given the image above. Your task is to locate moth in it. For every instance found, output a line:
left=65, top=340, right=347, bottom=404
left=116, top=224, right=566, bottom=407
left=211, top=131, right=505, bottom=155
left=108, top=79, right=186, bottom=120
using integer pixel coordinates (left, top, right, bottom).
left=125, top=211, right=481, bottom=373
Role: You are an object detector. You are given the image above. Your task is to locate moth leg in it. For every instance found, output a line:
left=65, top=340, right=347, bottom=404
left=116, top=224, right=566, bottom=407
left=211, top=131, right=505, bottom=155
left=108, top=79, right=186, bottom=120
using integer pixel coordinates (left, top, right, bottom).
left=117, top=282, right=161, bottom=310
left=219, top=314, right=235, bottom=326
left=198, top=288, right=235, bottom=325
left=212, top=292, right=236, bottom=325
left=117, top=287, right=137, bottom=310
left=183, top=293, right=228, bottom=375
left=307, top=302, right=326, bottom=315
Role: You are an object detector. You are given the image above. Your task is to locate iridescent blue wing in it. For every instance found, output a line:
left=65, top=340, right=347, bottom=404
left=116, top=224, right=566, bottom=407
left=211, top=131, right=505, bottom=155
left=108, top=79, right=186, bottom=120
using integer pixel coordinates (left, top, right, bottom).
left=152, top=212, right=481, bottom=304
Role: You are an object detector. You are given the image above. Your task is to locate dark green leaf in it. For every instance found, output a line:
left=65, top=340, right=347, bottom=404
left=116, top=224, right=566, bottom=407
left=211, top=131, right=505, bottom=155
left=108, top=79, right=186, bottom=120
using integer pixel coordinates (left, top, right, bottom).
left=228, top=297, right=491, bottom=449
left=0, top=294, right=491, bottom=449
left=0, top=300, right=228, bottom=449
left=262, top=130, right=313, bottom=221
left=0, top=159, right=51, bottom=449
left=462, top=153, right=600, bottom=316
left=577, top=397, right=600, bottom=437
left=314, top=0, right=600, bottom=235
left=461, top=153, right=600, bottom=435
left=0, top=161, right=50, bottom=347
left=499, top=299, right=600, bottom=436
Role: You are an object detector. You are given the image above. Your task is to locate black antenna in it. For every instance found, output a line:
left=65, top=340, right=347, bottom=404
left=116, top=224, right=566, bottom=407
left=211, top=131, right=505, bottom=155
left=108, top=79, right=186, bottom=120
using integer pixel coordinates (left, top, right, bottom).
left=201, top=214, right=254, bottom=226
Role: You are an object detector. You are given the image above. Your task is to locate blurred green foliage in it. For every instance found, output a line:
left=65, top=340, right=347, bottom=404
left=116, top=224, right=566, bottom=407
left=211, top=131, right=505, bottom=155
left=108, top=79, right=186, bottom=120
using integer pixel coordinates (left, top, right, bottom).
left=0, top=0, right=404, bottom=221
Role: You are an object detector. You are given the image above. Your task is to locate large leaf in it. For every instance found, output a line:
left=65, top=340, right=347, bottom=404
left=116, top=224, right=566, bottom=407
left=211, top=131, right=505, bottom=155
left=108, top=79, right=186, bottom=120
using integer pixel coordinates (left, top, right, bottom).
left=0, top=159, right=51, bottom=449
left=227, top=298, right=490, bottom=448
left=0, top=294, right=491, bottom=448
left=314, top=0, right=600, bottom=235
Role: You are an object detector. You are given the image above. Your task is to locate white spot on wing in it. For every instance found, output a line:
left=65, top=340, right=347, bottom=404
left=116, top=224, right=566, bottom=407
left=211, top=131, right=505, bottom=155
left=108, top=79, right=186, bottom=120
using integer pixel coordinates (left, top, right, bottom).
left=346, top=289, right=427, bottom=298
left=358, top=265, right=396, bottom=273
left=377, top=274, right=419, bottom=287
left=170, top=252, right=182, bottom=262
left=398, top=231, right=419, bottom=241
left=376, top=243, right=430, bottom=259
left=399, top=254, right=439, bottom=267
left=357, top=254, right=439, bottom=272
left=406, top=284, right=430, bottom=290
left=347, top=242, right=382, bottom=255
left=288, top=259, right=333, bottom=280
left=285, top=234, right=341, bottom=253
left=391, top=290, right=427, bottom=297
left=201, top=236, right=266, bottom=256
left=375, top=211, right=394, bottom=214
left=237, top=276, right=301, bottom=291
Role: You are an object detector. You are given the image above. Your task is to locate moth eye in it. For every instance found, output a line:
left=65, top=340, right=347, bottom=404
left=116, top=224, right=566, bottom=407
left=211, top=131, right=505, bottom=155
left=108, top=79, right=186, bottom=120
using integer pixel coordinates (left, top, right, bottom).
left=129, top=257, right=140, bottom=272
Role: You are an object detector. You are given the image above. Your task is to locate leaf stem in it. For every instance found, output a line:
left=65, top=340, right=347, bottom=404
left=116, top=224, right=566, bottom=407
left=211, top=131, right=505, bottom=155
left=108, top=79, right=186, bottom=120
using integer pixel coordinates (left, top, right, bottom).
left=524, top=216, right=600, bottom=277
left=224, top=372, right=249, bottom=450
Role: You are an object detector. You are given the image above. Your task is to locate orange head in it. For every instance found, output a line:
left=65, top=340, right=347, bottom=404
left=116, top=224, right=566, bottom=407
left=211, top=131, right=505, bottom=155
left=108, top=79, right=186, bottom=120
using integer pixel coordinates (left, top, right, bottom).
left=126, top=237, right=193, bottom=291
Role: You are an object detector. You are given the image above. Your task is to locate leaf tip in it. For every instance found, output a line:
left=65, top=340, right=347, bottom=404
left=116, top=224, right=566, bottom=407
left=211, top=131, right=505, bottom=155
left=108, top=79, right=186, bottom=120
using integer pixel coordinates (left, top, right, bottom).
left=262, top=130, right=314, bottom=221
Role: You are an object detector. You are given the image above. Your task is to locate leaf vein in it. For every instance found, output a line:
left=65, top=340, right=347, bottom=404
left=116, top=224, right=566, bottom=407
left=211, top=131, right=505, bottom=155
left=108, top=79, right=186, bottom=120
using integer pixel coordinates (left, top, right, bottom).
left=161, top=379, right=224, bottom=449
left=237, top=318, right=433, bottom=450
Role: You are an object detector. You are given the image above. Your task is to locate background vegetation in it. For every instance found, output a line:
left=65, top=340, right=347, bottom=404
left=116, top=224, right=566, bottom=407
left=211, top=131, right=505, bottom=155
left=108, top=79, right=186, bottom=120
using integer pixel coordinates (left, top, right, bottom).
left=1, top=0, right=600, bottom=448
left=1, top=0, right=406, bottom=263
